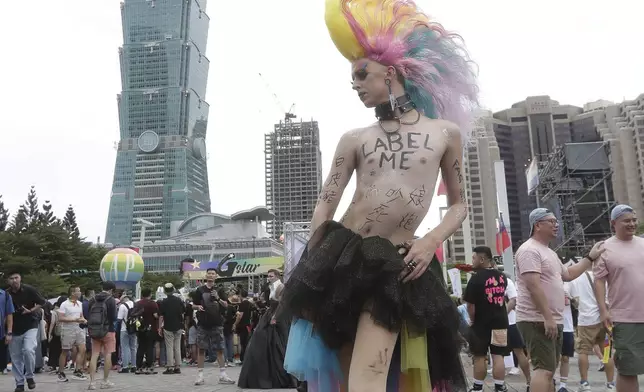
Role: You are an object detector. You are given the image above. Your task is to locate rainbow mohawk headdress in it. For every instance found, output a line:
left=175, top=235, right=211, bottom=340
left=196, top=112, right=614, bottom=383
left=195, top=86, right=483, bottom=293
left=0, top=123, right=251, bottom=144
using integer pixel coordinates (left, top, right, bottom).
left=325, top=0, right=479, bottom=143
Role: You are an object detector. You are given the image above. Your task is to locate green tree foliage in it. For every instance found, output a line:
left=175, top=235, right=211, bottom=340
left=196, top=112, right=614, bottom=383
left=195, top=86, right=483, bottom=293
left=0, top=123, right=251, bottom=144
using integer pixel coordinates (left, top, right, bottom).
left=0, top=187, right=107, bottom=296
left=140, top=272, right=185, bottom=293
left=0, top=195, right=9, bottom=232
left=636, top=222, right=644, bottom=236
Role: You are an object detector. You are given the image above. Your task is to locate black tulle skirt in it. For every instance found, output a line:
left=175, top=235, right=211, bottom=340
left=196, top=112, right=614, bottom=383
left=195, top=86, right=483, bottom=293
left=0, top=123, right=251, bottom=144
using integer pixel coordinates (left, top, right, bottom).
left=279, top=220, right=467, bottom=391
left=237, top=300, right=298, bottom=389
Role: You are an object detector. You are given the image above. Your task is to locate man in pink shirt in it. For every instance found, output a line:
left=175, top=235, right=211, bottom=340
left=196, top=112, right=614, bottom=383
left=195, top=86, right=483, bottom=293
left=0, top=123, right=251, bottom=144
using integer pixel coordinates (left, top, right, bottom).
left=594, top=204, right=644, bottom=392
left=515, top=208, right=605, bottom=392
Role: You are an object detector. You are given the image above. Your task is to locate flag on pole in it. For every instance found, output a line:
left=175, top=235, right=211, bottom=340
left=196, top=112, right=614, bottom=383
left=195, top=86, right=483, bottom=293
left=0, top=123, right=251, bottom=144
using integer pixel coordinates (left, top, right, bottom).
left=437, top=178, right=448, bottom=196
left=496, top=213, right=511, bottom=255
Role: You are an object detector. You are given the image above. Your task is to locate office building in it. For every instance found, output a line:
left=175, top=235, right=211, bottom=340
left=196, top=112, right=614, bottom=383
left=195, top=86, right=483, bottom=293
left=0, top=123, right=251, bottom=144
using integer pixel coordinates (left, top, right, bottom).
left=595, top=94, right=644, bottom=215
left=264, top=118, right=323, bottom=240
left=447, top=113, right=502, bottom=261
left=105, top=0, right=212, bottom=246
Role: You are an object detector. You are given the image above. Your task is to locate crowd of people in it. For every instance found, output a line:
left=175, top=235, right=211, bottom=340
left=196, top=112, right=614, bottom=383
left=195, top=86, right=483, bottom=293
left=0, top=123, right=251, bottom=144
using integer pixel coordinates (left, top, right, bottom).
left=0, top=267, right=292, bottom=392
left=459, top=205, right=643, bottom=392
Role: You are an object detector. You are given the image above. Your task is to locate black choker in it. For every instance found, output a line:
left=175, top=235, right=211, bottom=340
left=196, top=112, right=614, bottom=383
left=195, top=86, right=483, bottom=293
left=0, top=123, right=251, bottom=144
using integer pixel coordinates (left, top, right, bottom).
left=375, top=94, right=417, bottom=121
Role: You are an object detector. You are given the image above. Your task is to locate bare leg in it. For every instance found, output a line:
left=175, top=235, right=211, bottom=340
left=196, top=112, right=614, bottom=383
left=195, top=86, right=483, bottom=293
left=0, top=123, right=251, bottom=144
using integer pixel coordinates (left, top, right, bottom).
left=338, top=343, right=354, bottom=392
left=76, top=345, right=86, bottom=373
left=577, top=353, right=590, bottom=382
left=103, top=351, right=111, bottom=381
left=530, top=369, right=554, bottom=392
left=513, top=348, right=531, bottom=384
left=347, top=312, right=398, bottom=392
left=557, top=355, right=569, bottom=388
left=58, top=349, right=69, bottom=375
left=604, top=356, right=615, bottom=385
left=616, top=374, right=638, bottom=392
left=89, top=349, right=100, bottom=383
left=491, top=354, right=505, bottom=383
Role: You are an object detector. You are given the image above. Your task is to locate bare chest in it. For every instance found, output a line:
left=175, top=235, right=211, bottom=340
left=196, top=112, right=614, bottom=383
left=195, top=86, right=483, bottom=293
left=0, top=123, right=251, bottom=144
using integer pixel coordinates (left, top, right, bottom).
left=356, top=126, right=446, bottom=174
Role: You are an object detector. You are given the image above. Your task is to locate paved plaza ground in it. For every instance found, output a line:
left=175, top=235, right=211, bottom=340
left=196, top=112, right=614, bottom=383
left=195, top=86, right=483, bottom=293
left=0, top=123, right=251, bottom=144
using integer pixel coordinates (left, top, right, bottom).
left=0, top=355, right=639, bottom=392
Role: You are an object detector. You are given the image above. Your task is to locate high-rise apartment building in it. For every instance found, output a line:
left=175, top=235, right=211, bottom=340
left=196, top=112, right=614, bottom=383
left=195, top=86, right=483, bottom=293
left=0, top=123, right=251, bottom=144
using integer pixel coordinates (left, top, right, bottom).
left=105, top=0, right=212, bottom=246
left=448, top=113, right=502, bottom=261
left=264, top=118, right=323, bottom=240
left=595, top=94, right=644, bottom=215
left=448, top=95, right=644, bottom=260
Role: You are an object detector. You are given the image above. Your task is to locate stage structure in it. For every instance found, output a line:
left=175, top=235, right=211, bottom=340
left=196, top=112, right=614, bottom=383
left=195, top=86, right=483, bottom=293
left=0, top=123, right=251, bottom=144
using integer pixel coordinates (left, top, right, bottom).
left=282, top=222, right=310, bottom=283
left=535, top=142, right=615, bottom=256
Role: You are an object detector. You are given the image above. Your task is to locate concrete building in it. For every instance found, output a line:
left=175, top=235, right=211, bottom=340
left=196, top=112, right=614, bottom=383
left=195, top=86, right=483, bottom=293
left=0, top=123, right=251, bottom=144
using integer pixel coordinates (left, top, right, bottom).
left=112, top=206, right=284, bottom=290
left=595, top=94, right=644, bottom=215
left=105, top=0, right=212, bottom=246
left=447, top=114, right=502, bottom=261
left=265, top=118, right=323, bottom=240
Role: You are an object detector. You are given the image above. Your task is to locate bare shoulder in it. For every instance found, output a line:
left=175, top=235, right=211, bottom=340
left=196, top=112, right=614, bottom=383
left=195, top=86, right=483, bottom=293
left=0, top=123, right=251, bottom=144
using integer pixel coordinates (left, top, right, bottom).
left=420, top=118, right=460, bottom=138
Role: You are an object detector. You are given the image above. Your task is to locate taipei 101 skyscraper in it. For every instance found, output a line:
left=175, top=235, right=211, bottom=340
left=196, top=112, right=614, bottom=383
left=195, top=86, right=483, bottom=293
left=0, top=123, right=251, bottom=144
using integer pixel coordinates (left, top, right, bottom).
left=105, top=0, right=212, bottom=246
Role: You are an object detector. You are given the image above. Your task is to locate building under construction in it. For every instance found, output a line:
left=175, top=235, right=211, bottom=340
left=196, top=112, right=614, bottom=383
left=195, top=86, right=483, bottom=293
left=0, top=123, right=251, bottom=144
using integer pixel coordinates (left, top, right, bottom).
left=534, top=142, right=615, bottom=257
left=264, top=117, right=323, bottom=240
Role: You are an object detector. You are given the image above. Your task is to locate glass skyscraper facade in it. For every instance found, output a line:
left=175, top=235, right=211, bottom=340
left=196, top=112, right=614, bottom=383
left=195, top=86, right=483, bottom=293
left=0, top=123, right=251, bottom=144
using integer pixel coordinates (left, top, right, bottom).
left=105, top=0, right=212, bottom=246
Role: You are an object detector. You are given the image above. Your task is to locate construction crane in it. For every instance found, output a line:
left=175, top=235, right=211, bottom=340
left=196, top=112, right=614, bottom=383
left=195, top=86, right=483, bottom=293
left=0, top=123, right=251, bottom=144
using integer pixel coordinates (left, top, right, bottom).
left=258, top=72, right=296, bottom=123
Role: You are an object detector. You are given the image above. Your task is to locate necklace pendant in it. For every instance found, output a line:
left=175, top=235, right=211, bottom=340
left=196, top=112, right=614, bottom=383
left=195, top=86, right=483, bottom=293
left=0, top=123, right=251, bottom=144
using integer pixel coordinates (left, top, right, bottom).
left=389, top=94, right=396, bottom=111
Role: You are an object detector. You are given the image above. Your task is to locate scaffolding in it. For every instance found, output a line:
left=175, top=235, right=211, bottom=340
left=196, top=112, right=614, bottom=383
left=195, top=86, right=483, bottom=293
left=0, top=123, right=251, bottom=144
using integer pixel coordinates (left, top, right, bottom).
left=282, top=222, right=311, bottom=282
left=535, top=142, right=615, bottom=256
left=265, top=119, right=323, bottom=240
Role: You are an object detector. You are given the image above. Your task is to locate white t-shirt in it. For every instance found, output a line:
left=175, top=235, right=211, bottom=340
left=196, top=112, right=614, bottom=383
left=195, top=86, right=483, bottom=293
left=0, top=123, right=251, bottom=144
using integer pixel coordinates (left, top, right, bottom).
left=569, top=271, right=602, bottom=326
left=562, top=282, right=574, bottom=332
left=117, top=300, right=134, bottom=332
left=58, top=299, right=83, bottom=329
left=505, top=278, right=518, bottom=325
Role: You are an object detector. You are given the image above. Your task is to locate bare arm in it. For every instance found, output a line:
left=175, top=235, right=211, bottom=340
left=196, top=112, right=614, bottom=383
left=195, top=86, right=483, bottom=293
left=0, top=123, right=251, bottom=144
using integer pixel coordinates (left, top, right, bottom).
left=594, top=276, right=609, bottom=316
left=506, top=298, right=516, bottom=313
left=564, top=257, right=592, bottom=281
left=310, top=131, right=358, bottom=234
left=6, top=313, right=12, bottom=335
left=466, top=302, right=475, bottom=324
left=524, top=272, right=554, bottom=321
left=426, top=125, right=467, bottom=242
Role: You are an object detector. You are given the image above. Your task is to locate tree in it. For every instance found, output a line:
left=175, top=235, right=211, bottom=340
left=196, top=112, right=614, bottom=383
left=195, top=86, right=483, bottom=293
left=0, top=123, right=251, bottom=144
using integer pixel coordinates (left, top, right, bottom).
left=140, top=272, right=185, bottom=293
left=63, top=205, right=80, bottom=239
left=0, top=195, right=9, bottom=232
left=637, top=222, right=644, bottom=236
left=23, top=186, right=40, bottom=228
left=0, top=187, right=108, bottom=295
left=10, top=206, right=28, bottom=233
left=39, top=200, right=56, bottom=227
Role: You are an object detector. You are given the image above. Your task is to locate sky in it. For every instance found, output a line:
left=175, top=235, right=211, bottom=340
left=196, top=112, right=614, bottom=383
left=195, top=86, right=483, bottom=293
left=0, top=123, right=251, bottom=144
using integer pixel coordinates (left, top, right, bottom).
left=1, top=0, right=643, bottom=243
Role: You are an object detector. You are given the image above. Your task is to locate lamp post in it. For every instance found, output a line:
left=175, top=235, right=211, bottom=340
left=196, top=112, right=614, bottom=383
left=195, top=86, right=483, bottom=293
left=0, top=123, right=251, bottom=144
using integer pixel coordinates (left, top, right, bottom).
left=135, top=218, right=155, bottom=300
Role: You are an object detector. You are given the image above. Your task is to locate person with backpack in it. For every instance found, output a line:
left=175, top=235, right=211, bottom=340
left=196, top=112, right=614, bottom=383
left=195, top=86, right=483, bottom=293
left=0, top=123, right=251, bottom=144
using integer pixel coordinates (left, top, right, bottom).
left=86, top=281, right=117, bottom=390
left=135, top=288, right=159, bottom=375
left=116, top=293, right=137, bottom=373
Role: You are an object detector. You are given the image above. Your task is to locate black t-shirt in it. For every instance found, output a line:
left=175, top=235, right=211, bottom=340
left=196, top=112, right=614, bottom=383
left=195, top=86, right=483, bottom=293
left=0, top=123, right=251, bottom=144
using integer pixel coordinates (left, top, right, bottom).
left=9, top=284, right=47, bottom=336
left=237, top=299, right=253, bottom=328
left=463, top=269, right=509, bottom=330
left=223, top=303, right=238, bottom=335
left=160, top=295, right=185, bottom=332
left=193, top=285, right=223, bottom=328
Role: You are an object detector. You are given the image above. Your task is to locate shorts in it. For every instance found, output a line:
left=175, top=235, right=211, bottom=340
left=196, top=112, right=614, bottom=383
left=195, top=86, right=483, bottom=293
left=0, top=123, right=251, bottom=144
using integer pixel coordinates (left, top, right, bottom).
left=612, top=322, right=644, bottom=376
left=60, top=327, right=86, bottom=350
left=188, top=326, right=197, bottom=345
left=575, top=323, right=607, bottom=354
left=468, top=326, right=511, bottom=357
left=517, top=321, right=563, bottom=372
left=507, top=324, right=525, bottom=349
left=196, top=326, right=224, bottom=351
left=91, top=332, right=116, bottom=355
left=562, top=332, right=574, bottom=357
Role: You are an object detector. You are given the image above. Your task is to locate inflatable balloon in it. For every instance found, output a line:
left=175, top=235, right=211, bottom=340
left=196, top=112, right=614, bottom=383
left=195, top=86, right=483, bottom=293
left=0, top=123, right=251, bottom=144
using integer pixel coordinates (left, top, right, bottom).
left=99, top=248, right=144, bottom=285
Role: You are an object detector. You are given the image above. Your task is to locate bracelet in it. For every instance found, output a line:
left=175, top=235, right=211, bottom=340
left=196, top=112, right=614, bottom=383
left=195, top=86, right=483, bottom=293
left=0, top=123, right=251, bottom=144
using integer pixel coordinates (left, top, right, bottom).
left=584, top=253, right=596, bottom=262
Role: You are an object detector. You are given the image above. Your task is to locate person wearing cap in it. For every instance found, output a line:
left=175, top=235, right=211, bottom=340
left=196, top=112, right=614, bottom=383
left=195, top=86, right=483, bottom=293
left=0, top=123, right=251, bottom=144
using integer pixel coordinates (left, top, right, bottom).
left=515, top=208, right=605, bottom=392
left=158, top=283, right=185, bottom=375
left=593, top=204, right=644, bottom=392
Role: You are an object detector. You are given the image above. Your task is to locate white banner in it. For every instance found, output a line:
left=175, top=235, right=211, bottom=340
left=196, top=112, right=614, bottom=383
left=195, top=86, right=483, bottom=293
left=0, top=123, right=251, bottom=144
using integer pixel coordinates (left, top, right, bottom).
left=448, top=268, right=462, bottom=298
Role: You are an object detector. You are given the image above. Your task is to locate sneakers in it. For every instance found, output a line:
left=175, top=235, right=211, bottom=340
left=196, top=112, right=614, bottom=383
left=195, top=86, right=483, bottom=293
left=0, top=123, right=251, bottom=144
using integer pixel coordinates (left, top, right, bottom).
left=507, top=367, right=521, bottom=376
left=26, top=378, right=35, bottom=390
left=218, top=374, right=235, bottom=384
left=195, top=373, right=205, bottom=385
left=578, top=383, right=591, bottom=392
left=73, top=371, right=88, bottom=381
left=57, top=372, right=69, bottom=382
left=100, top=380, right=115, bottom=389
